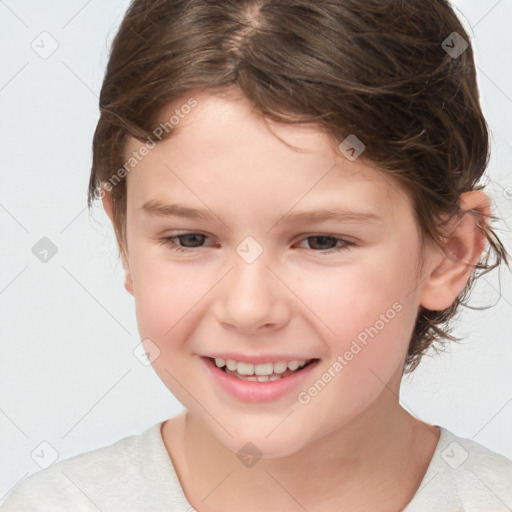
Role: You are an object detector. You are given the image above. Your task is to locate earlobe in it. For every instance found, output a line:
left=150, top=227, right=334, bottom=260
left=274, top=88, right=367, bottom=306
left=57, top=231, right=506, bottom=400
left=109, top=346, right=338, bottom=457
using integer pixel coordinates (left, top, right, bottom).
left=121, top=247, right=134, bottom=297
left=419, top=190, right=490, bottom=311
left=124, top=269, right=134, bottom=296
left=101, top=186, right=115, bottom=224
left=101, top=186, right=134, bottom=297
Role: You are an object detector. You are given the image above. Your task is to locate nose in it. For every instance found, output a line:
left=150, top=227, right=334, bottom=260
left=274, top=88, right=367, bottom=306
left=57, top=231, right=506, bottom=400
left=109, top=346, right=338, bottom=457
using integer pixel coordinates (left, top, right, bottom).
left=213, top=248, right=291, bottom=335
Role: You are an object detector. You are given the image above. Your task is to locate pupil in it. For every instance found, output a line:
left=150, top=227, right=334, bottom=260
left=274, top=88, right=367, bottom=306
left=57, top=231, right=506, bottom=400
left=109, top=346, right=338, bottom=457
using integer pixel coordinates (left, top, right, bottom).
left=182, top=234, right=204, bottom=247
left=310, top=236, right=335, bottom=250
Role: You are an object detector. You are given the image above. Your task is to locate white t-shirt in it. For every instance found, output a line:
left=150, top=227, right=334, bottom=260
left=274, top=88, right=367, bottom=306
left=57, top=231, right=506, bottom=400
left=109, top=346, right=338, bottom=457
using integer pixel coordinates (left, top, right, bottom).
left=1, top=421, right=511, bottom=511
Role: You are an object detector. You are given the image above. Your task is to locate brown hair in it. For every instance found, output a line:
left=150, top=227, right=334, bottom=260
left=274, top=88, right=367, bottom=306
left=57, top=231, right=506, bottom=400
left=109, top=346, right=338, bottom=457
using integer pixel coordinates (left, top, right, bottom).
left=88, top=0, right=509, bottom=374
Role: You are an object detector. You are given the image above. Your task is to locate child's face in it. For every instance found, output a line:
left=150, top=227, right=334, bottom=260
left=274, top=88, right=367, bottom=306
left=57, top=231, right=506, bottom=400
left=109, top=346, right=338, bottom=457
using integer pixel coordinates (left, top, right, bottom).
left=118, top=90, right=438, bottom=457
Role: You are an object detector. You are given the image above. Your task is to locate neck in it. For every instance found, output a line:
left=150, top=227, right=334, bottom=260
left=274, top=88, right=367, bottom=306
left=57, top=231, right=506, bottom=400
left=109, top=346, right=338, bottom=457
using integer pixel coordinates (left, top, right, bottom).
left=163, top=375, right=440, bottom=512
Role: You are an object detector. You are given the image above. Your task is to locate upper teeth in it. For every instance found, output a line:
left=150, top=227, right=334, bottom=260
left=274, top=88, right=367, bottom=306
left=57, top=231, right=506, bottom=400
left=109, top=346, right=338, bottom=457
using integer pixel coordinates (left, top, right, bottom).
left=214, top=358, right=308, bottom=375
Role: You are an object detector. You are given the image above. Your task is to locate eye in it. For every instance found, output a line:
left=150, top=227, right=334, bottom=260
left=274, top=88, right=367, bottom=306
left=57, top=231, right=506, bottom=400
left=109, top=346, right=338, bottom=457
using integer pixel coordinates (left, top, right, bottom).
left=296, top=235, right=355, bottom=254
left=159, top=232, right=355, bottom=255
left=159, top=233, right=211, bottom=253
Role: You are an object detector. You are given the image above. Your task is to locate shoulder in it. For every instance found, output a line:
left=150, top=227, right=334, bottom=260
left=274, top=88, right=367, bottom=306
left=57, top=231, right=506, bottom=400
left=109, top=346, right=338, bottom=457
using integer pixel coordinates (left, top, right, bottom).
left=444, top=428, right=512, bottom=504
left=0, top=422, right=167, bottom=512
left=407, top=425, right=512, bottom=512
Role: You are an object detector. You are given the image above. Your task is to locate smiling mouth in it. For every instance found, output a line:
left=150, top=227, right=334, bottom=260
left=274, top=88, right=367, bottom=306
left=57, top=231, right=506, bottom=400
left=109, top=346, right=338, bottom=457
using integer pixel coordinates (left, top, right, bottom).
left=209, top=357, right=318, bottom=382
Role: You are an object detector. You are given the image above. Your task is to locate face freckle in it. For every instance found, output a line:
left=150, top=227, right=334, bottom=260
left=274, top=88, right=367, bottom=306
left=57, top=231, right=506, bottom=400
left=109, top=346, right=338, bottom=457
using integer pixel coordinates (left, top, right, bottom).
left=121, top=91, right=430, bottom=457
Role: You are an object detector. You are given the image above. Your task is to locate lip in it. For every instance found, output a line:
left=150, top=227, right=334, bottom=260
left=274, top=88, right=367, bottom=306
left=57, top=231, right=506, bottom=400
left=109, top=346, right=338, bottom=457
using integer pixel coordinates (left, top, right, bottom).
left=200, top=356, right=320, bottom=403
left=202, top=353, right=315, bottom=364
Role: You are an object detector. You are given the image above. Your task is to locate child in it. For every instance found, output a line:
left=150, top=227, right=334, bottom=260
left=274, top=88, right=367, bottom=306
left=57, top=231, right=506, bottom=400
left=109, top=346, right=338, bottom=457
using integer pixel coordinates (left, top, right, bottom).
left=3, top=0, right=511, bottom=510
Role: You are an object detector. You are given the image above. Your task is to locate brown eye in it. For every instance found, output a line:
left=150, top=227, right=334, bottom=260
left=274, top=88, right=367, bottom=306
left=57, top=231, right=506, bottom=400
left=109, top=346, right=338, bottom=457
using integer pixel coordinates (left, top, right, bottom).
left=306, top=236, right=339, bottom=250
left=159, top=232, right=211, bottom=253
left=173, top=233, right=207, bottom=248
left=298, top=235, right=355, bottom=254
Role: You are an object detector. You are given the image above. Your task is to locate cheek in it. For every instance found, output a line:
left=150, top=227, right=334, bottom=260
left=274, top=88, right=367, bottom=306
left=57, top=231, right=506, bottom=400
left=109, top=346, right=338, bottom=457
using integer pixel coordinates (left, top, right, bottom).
left=296, top=243, right=420, bottom=365
left=131, top=229, right=420, bottom=365
left=131, top=250, right=206, bottom=348
left=292, top=255, right=420, bottom=421
left=309, top=252, right=415, bottom=319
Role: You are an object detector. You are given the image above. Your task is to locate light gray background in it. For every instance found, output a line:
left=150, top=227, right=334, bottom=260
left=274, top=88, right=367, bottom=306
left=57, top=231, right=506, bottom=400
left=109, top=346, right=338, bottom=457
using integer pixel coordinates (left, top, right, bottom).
left=1, top=0, right=511, bottom=503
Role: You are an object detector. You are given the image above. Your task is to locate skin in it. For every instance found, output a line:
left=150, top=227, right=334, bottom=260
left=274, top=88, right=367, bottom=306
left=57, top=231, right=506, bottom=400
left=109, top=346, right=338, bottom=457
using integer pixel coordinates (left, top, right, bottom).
left=102, top=88, right=490, bottom=511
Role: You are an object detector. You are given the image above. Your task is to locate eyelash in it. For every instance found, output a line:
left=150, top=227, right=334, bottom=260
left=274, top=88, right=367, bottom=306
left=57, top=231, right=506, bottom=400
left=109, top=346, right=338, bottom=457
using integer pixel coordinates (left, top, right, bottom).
left=158, top=233, right=356, bottom=255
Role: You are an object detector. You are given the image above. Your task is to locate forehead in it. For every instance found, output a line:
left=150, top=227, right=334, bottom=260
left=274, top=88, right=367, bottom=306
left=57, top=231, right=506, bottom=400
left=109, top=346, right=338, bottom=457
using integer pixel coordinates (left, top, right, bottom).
left=124, top=91, right=414, bottom=222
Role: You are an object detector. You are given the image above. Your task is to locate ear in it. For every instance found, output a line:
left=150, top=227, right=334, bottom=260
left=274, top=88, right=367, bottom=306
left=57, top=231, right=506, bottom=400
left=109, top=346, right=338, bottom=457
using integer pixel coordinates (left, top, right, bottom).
left=419, top=190, right=490, bottom=311
left=101, top=187, right=134, bottom=297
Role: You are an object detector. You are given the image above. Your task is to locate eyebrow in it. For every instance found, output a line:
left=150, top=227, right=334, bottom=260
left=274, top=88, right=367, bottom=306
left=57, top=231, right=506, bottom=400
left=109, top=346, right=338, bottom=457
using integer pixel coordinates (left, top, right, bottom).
left=141, top=200, right=216, bottom=221
left=274, top=208, right=383, bottom=225
left=140, top=200, right=383, bottom=226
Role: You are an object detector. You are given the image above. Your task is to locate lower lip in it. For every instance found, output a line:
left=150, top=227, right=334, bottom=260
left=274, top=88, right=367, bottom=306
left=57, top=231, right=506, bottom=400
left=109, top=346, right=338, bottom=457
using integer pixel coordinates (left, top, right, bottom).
left=200, top=356, right=320, bottom=403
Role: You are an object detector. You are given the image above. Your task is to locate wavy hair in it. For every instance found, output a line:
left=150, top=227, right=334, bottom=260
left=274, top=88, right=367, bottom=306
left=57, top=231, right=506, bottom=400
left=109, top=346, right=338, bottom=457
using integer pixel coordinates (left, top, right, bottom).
left=88, top=0, right=509, bottom=373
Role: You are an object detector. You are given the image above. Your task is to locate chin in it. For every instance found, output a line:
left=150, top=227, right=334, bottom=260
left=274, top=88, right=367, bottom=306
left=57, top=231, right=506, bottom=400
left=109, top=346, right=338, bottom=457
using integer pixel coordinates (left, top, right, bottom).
left=211, top=421, right=312, bottom=461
